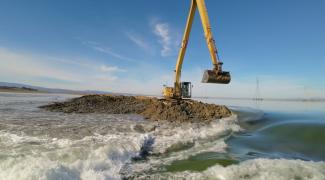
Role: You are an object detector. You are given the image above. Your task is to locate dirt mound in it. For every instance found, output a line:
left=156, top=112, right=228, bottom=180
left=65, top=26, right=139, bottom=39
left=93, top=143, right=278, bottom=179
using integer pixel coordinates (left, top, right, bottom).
left=40, top=95, right=232, bottom=122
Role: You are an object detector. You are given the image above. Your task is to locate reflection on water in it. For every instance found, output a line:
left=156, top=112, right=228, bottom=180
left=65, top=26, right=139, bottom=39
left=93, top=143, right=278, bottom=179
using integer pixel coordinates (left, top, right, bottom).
left=199, top=98, right=325, bottom=113
left=199, top=97, right=325, bottom=163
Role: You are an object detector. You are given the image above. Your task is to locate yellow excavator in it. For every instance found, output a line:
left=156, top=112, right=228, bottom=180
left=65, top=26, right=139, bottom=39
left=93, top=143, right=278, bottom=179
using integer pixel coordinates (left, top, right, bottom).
left=163, top=0, right=231, bottom=99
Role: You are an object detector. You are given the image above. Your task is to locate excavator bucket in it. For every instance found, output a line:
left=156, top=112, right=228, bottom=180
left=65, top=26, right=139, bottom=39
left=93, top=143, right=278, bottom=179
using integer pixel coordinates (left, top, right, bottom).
left=201, top=70, right=231, bottom=84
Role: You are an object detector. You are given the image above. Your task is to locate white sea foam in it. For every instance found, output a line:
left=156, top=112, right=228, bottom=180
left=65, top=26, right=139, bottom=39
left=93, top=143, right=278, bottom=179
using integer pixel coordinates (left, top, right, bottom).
left=230, top=106, right=264, bottom=122
left=0, top=114, right=240, bottom=180
left=116, top=115, right=241, bottom=178
left=151, top=115, right=240, bottom=154
left=142, top=158, right=325, bottom=180
left=0, top=131, right=145, bottom=180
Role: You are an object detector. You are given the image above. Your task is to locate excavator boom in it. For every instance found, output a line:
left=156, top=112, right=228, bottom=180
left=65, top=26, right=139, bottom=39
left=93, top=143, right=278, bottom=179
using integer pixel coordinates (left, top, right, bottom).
left=163, top=0, right=231, bottom=99
left=195, top=0, right=231, bottom=84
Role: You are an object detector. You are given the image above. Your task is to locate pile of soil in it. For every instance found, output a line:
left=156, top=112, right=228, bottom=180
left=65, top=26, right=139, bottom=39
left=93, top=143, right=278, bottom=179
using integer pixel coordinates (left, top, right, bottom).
left=40, top=95, right=232, bottom=123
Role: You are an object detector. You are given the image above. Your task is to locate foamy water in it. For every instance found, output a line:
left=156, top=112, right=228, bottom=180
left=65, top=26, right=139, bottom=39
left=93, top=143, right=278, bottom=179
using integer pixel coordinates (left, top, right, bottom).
left=142, top=158, right=325, bottom=180
left=0, top=92, right=324, bottom=180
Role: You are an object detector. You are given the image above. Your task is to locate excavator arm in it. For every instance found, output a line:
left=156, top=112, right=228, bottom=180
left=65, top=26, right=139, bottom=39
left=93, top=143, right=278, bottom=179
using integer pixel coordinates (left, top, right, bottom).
left=163, top=0, right=231, bottom=99
left=173, top=0, right=197, bottom=98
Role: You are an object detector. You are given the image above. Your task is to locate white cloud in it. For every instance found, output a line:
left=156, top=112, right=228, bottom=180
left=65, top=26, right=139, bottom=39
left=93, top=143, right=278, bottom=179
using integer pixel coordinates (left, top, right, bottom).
left=82, top=41, right=136, bottom=62
left=153, top=23, right=173, bottom=57
left=100, top=65, right=125, bottom=73
left=93, top=74, right=118, bottom=82
left=126, top=32, right=150, bottom=50
left=0, top=48, right=82, bottom=83
left=0, top=46, right=323, bottom=98
left=0, top=47, right=122, bottom=90
left=48, top=57, right=93, bottom=68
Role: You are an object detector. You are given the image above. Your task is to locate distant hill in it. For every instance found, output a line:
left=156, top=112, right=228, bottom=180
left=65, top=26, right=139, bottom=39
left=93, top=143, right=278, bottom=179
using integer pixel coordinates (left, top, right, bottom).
left=0, top=86, right=38, bottom=93
left=0, top=82, right=110, bottom=95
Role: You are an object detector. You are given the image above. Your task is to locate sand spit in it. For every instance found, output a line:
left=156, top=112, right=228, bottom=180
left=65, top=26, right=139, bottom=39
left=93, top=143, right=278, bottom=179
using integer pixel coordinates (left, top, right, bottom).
left=40, top=95, right=232, bottom=122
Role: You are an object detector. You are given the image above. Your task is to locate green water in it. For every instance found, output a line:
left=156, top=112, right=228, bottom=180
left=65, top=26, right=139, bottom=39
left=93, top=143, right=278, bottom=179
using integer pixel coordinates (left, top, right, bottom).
left=166, top=152, right=239, bottom=172
left=229, top=112, right=325, bottom=162
left=165, top=100, right=325, bottom=172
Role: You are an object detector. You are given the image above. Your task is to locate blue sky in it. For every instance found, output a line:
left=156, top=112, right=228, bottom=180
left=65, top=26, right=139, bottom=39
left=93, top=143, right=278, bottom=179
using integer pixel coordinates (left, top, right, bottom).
left=0, top=0, right=324, bottom=98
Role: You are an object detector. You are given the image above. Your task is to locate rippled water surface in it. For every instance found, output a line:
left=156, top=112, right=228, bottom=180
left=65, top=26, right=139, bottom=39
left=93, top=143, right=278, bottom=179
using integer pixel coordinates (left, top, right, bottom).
left=1, top=92, right=325, bottom=180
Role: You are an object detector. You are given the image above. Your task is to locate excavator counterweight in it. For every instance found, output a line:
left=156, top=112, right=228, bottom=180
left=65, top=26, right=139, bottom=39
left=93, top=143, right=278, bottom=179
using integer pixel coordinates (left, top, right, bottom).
left=163, top=0, right=231, bottom=99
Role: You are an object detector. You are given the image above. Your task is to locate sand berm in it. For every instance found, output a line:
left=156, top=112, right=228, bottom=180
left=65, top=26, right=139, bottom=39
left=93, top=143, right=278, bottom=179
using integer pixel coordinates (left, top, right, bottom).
left=40, top=95, right=232, bottom=122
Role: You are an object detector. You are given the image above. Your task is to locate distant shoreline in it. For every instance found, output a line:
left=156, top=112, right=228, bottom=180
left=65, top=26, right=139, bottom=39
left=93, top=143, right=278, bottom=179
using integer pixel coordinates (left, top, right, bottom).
left=195, top=96, right=325, bottom=102
left=1, top=85, right=324, bottom=103
left=0, top=86, right=43, bottom=93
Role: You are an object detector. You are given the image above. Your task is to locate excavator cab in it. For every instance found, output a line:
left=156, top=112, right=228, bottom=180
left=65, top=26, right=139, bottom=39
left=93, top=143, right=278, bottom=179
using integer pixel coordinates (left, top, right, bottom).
left=162, top=82, right=192, bottom=99
left=181, top=82, right=192, bottom=98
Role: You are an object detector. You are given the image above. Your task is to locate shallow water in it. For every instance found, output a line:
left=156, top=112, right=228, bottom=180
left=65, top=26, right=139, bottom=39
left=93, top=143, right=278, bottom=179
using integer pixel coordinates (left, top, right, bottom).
left=0, top=92, right=325, bottom=180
